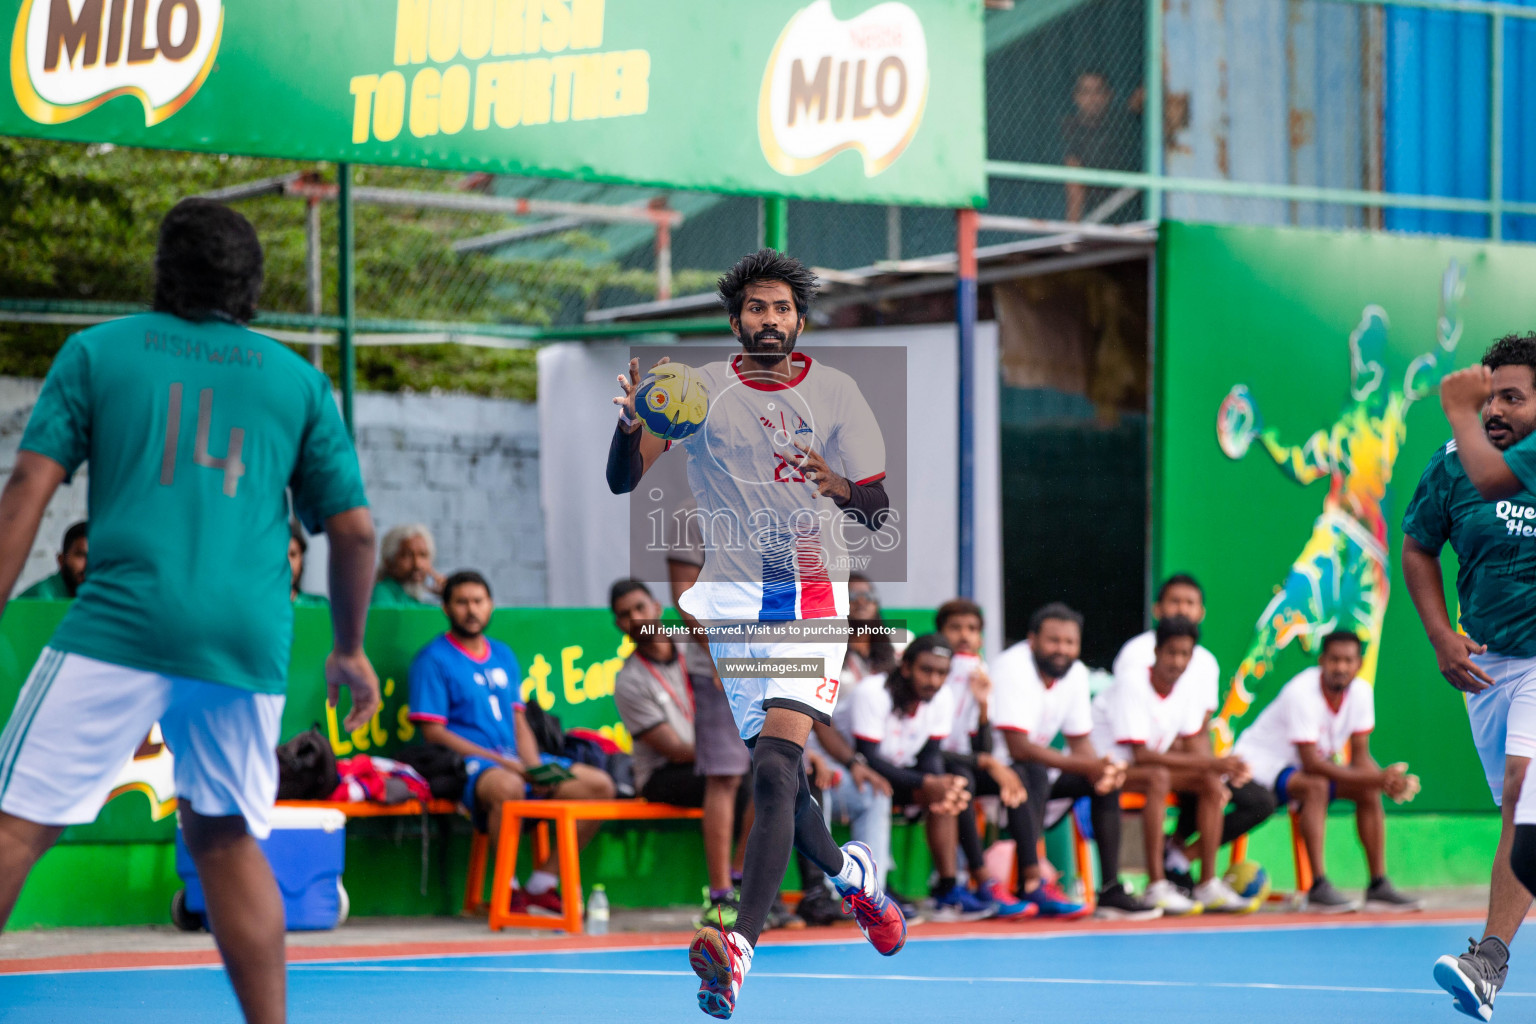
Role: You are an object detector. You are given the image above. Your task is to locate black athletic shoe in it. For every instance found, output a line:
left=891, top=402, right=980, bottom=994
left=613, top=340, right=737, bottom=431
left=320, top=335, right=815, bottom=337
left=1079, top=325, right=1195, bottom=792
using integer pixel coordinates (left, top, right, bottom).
left=1435, top=937, right=1508, bottom=1021
left=795, top=884, right=849, bottom=926
left=764, top=896, right=805, bottom=931
left=1364, top=877, right=1424, bottom=913
left=1305, top=878, right=1360, bottom=913
left=1164, top=865, right=1197, bottom=896
left=1093, top=882, right=1163, bottom=922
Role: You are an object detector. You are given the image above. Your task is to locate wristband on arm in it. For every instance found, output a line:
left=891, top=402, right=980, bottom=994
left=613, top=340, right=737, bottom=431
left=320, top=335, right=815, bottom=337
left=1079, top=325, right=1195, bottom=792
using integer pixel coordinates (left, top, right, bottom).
left=606, top=418, right=644, bottom=494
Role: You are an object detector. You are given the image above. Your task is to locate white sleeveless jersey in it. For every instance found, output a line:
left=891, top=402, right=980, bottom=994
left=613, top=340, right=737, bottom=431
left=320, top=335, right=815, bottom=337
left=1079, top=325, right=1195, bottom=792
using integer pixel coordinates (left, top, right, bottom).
left=672, top=352, right=886, bottom=622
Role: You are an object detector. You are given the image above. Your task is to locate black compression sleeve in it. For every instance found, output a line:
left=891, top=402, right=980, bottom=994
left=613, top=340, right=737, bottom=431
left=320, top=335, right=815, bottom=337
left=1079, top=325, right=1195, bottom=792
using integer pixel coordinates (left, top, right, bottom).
left=914, top=738, right=945, bottom=777
left=971, top=721, right=994, bottom=756
left=606, top=420, right=644, bottom=494
left=833, top=478, right=891, bottom=530
left=856, top=737, right=927, bottom=792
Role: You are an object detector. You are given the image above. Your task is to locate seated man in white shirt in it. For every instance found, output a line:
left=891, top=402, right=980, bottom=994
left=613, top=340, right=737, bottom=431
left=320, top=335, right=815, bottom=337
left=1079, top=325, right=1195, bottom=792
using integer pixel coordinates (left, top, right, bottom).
left=1234, top=630, right=1423, bottom=913
left=934, top=597, right=1032, bottom=919
left=849, top=635, right=976, bottom=919
left=1094, top=618, right=1263, bottom=915
left=993, top=603, right=1158, bottom=920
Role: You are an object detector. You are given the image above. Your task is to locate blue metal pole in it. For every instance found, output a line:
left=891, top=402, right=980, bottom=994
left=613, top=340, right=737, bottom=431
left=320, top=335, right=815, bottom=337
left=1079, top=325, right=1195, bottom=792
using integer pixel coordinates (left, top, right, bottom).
left=956, top=208, right=979, bottom=600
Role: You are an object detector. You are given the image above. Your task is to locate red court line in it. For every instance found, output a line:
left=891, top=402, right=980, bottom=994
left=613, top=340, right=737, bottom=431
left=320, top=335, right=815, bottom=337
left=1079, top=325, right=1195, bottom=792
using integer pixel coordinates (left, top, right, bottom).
left=0, top=908, right=1482, bottom=976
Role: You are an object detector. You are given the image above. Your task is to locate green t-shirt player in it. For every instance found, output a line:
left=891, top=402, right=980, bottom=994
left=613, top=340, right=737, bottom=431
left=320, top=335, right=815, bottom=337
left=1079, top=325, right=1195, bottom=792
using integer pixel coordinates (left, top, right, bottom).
left=0, top=200, right=381, bottom=1024
left=1403, top=332, right=1536, bottom=1022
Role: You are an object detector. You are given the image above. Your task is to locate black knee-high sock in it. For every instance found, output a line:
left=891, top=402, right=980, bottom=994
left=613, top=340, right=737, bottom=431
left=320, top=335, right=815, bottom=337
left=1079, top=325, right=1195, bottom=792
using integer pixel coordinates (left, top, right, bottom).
left=792, top=763, right=847, bottom=878
left=736, top=736, right=812, bottom=945
left=1512, top=824, right=1536, bottom=897
left=1089, top=790, right=1122, bottom=887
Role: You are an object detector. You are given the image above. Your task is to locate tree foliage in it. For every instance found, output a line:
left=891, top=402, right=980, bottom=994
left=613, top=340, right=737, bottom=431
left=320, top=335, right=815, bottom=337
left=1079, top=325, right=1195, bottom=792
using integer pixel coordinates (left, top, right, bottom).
left=0, top=140, right=700, bottom=401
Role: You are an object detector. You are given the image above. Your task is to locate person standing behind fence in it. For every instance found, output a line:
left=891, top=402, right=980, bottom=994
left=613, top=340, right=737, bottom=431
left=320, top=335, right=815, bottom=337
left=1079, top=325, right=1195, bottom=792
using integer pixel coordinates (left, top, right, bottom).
left=0, top=198, right=381, bottom=1024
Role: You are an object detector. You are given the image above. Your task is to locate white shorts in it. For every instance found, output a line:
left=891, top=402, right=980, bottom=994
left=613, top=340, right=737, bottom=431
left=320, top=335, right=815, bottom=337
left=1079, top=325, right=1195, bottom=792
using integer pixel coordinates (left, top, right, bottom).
left=709, top=636, right=847, bottom=741
left=1467, top=652, right=1536, bottom=821
left=0, top=649, right=284, bottom=838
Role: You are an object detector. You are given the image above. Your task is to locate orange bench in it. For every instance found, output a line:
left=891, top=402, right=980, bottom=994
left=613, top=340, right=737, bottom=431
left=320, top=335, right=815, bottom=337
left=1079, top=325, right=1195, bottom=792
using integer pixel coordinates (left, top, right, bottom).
left=466, top=799, right=703, bottom=934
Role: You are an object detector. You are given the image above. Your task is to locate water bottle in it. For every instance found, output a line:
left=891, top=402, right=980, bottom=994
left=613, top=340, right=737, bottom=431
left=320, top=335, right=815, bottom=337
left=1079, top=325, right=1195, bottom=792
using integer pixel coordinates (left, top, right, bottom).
left=586, top=884, right=610, bottom=935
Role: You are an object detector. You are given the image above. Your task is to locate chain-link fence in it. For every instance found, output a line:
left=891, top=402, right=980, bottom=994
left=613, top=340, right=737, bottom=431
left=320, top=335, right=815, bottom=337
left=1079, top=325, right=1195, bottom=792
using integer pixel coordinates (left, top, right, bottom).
left=4, top=0, right=1532, bottom=399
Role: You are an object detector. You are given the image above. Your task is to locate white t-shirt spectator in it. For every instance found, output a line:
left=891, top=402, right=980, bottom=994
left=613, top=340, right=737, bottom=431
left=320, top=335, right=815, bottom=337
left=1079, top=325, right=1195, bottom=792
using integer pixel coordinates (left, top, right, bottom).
left=939, top=652, right=988, bottom=756
left=1234, top=667, right=1376, bottom=789
left=990, top=640, right=1093, bottom=757
left=1112, top=630, right=1221, bottom=716
left=1090, top=665, right=1208, bottom=763
left=850, top=674, right=955, bottom=768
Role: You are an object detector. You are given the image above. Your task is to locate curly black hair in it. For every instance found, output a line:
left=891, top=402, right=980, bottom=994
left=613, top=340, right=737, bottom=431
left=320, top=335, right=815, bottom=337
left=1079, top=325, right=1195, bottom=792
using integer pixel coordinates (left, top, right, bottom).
left=1154, top=615, right=1201, bottom=649
left=153, top=198, right=264, bottom=324
left=716, top=248, right=817, bottom=320
left=1483, top=332, right=1536, bottom=378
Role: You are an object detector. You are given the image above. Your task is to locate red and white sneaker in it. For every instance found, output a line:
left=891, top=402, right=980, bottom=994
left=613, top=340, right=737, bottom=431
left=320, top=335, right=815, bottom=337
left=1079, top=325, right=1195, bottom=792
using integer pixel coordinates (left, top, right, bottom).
left=510, top=887, right=563, bottom=917
left=689, top=925, right=751, bottom=1019
left=832, top=841, right=907, bottom=956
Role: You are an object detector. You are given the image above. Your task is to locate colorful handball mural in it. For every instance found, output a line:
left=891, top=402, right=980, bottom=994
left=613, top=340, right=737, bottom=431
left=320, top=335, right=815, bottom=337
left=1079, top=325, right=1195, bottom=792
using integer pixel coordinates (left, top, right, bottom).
left=1156, top=222, right=1536, bottom=810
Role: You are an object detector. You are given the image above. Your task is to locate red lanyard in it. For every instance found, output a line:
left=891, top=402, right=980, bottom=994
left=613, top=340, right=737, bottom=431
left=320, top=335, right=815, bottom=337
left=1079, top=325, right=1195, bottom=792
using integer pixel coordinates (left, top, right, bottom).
left=637, top=653, right=694, bottom=723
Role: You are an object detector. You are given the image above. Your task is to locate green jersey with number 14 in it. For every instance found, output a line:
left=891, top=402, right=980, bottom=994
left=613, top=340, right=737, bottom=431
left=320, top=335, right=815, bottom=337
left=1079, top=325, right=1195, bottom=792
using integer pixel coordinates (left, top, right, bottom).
left=19, top=313, right=367, bottom=694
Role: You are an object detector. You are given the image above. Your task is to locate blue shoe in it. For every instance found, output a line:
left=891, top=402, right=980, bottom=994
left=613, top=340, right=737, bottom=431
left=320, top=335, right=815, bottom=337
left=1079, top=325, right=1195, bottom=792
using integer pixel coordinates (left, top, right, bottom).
left=982, top=880, right=1040, bottom=920
left=1019, top=880, right=1090, bottom=920
left=832, top=842, right=907, bottom=955
left=931, top=884, right=998, bottom=922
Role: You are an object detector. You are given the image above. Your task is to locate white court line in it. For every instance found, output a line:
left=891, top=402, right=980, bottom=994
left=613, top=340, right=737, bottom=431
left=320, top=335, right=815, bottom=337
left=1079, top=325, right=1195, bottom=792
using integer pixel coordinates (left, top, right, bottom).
left=285, top=962, right=1536, bottom=998
left=0, top=917, right=1487, bottom=979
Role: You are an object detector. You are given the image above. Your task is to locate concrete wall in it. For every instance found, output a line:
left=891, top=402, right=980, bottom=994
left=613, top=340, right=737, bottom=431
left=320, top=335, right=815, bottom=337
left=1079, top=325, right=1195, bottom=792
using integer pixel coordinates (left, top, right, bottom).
left=0, top=378, right=547, bottom=606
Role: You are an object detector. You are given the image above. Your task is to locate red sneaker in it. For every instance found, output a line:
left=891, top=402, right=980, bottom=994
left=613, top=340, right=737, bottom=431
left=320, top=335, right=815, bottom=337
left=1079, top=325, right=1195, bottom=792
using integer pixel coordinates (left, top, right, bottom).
left=835, top=841, right=907, bottom=956
left=689, top=925, right=748, bottom=1019
left=510, top=887, right=563, bottom=917
left=522, top=887, right=563, bottom=917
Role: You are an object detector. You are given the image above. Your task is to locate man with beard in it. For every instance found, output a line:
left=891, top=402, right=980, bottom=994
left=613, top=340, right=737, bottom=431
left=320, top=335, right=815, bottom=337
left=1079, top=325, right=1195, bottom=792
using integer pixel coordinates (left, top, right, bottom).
left=409, top=571, right=614, bottom=916
left=1404, top=334, right=1536, bottom=1020
left=372, top=524, right=441, bottom=605
left=17, top=521, right=87, bottom=600
left=605, top=250, right=901, bottom=1019
left=992, top=603, right=1136, bottom=919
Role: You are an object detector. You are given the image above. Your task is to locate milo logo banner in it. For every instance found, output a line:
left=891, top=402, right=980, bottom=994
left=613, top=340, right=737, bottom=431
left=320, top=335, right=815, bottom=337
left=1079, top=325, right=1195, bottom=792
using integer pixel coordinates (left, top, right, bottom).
left=2, top=0, right=983, bottom=206
left=1155, top=222, right=1536, bottom=813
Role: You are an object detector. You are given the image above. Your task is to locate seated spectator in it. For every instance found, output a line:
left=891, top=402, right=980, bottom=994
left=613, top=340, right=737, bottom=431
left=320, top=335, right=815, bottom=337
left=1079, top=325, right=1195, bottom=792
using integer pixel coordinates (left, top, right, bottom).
left=610, top=579, right=753, bottom=929
left=849, top=635, right=974, bottom=919
left=409, top=570, right=615, bottom=915
left=1093, top=617, right=1271, bottom=915
left=289, top=521, right=329, bottom=607
left=374, top=523, right=440, bottom=605
left=994, top=603, right=1157, bottom=920
left=1234, top=630, right=1423, bottom=913
left=845, top=574, right=903, bottom=680
left=1113, top=573, right=1219, bottom=878
left=934, top=598, right=1033, bottom=919
left=17, top=520, right=87, bottom=599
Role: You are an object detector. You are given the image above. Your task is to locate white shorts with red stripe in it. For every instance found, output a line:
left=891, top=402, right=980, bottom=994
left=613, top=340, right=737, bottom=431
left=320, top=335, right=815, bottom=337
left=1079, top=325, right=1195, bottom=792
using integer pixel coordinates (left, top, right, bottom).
left=709, top=635, right=847, bottom=741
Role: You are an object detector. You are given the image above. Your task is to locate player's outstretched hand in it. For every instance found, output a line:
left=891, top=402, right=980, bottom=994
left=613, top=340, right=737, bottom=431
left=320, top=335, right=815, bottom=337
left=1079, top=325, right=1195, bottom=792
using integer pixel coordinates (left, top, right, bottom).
left=790, top=439, right=851, bottom=502
left=327, top=650, right=382, bottom=732
left=1440, top=365, right=1494, bottom=419
left=1432, top=630, right=1493, bottom=693
left=612, top=355, right=670, bottom=431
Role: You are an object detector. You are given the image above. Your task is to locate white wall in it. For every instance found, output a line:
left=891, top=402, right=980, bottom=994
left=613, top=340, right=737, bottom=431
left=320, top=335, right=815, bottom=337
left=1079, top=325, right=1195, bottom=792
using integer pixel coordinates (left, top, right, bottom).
left=1, top=378, right=547, bottom=607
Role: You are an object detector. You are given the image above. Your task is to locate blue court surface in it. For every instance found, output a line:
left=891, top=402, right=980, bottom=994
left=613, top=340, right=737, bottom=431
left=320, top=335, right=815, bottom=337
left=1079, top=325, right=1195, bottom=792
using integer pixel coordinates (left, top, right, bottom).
left=1, top=920, right=1526, bottom=1023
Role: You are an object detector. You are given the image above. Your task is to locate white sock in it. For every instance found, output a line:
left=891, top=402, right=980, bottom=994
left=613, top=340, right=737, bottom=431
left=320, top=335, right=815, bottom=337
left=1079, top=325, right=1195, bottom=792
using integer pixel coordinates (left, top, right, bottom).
left=832, top=851, right=867, bottom=895
left=726, top=931, right=755, bottom=974
left=526, top=870, right=559, bottom=895
left=1164, top=838, right=1192, bottom=875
